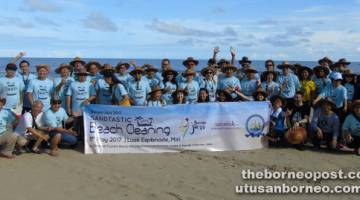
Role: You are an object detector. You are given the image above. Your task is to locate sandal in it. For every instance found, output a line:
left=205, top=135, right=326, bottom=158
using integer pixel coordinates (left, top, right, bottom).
left=31, top=148, right=42, bottom=154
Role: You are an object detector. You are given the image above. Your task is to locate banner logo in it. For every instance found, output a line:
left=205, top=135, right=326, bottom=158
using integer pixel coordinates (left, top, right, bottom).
left=245, top=114, right=265, bottom=137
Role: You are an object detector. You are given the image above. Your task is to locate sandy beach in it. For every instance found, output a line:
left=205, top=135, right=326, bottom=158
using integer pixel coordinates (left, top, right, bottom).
left=1, top=147, right=360, bottom=200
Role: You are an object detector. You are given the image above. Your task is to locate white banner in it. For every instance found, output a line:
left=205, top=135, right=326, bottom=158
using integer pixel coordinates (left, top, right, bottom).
left=84, top=102, right=270, bottom=154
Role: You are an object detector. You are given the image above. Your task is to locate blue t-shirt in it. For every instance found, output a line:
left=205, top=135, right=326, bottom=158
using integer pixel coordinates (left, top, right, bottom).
left=86, top=73, right=103, bottom=83
left=342, top=114, right=360, bottom=136
left=320, top=84, right=347, bottom=108
left=112, top=83, right=128, bottom=103
left=94, top=79, right=112, bottom=105
left=147, top=77, right=164, bottom=89
left=53, top=76, right=74, bottom=110
left=276, top=73, right=300, bottom=98
left=16, top=72, right=37, bottom=108
left=0, top=108, right=15, bottom=134
left=261, top=81, right=280, bottom=99
left=162, top=81, right=178, bottom=104
left=27, top=78, right=54, bottom=110
left=200, top=79, right=217, bottom=102
left=179, top=80, right=200, bottom=104
left=43, top=107, right=69, bottom=128
left=114, top=73, right=132, bottom=90
left=66, top=81, right=95, bottom=113
left=313, top=77, right=330, bottom=96
left=0, top=76, right=25, bottom=109
left=127, top=78, right=151, bottom=106
left=240, top=79, right=258, bottom=97
left=217, top=76, right=241, bottom=99
left=344, top=83, right=354, bottom=101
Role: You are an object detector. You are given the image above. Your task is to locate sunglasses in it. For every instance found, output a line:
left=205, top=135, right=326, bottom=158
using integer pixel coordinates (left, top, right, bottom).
left=52, top=101, right=62, bottom=104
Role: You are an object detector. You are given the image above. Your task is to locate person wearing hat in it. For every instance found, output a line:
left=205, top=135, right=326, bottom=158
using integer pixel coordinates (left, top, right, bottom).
left=16, top=60, right=37, bottom=113
left=318, top=57, right=333, bottom=69
left=162, top=68, right=178, bottom=105
left=69, top=57, right=86, bottom=78
left=177, top=57, right=202, bottom=84
left=179, top=69, right=200, bottom=104
left=0, top=63, right=25, bottom=114
left=146, top=85, right=166, bottom=107
left=240, top=68, right=260, bottom=99
left=27, top=64, right=54, bottom=111
left=313, top=72, right=348, bottom=119
left=114, top=62, right=132, bottom=90
left=14, top=100, right=50, bottom=154
left=276, top=61, right=301, bottom=107
left=66, top=68, right=96, bottom=116
left=252, top=88, right=267, bottom=101
left=144, top=64, right=164, bottom=89
left=268, top=95, right=287, bottom=145
left=261, top=71, right=280, bottom=100
left=111, top=73, right=129, bottom=106
left=237, top=56, right=260, bottom=82
left=332, top=58, right=351, bottom=74
left=85, top=61, right=102, bottom=84
left=0, top=96, right=18, bottom=159
left=299, top=66, right=315, bottom=104
left=53, top=64, right=74, bottom=110
left=43, top=98, right=77, bottom=156
left=93, top=69, right=116, bottom=105
left=342, top=100, right=360, bottom=155
left=312, top=66, right=330, bottom=97
left=172, top=88, right=188, bottom=104
left=310, top=98, right=340, bottom=149
left=260, top=59, right=280, bottom=82
left=127, top=66, right=151, bottom=106
left=200, top=67, right=217, bottom=102
left=217, top=65, right=242, bottom=101
left=342, top=70, right=356, bottom=109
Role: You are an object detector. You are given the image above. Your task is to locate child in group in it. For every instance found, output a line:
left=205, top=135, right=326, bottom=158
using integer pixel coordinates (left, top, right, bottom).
left=172, top=89, right=188, bottom=104
left=197, top=88, right=210, bottom=103
left=268, top=95, right=287, bottom=146
left=146, top=86, right=166, bottom=107
left=252, top=89, right=267, bottom=101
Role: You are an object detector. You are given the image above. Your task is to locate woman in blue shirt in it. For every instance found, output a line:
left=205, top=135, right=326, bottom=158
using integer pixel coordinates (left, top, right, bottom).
left=53, top=64, right=74, bottom=110
left=179, top=69, right=200, bottom=104
left=127, top=67, right=151, bottom=106
left=162, top=68, right=178, bottom=105
left=342, top=100, right=360, bottom=155
left=240, top=68, right=260, bottom=99
left=114, top=62, right=132, bottom=90
left=261, top=71, right=280, bottom=100
left=200, top=67, right=217, bottom=102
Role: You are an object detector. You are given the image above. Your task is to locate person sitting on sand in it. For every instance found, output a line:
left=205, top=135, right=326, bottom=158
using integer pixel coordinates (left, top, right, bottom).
left=0, top=97, right=18, bottom=159
left=127, top=66, right=151, bottom=106
left=43, top=98, right=77, bottom=156
left=146, top=86, right=166, bottom=107
left=179, top=69, right=200, bottom=104
left=14, top=100, right=50, bottom=154
left=342, top=100, right=360, bottom=155
left=310, top=98, right=340, bottom=149
left=27, top=64, right=54, bottom=111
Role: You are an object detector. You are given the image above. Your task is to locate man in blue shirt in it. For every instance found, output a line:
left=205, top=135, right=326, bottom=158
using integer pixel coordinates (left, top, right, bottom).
left=217, top=65, right=242, bottom=100
left=127, top=67, right=151, bottom=106
left=53, top=64, right=74, bottom=110
left=16, top=60, right=36, bottom=113
left=0, top=63, right=25, bottom=114
left=0, top=97, right=18, bottom=159
left=43, top=98, right=77, bottom=156
left=342, top=100, right=360, bottom=155
left=276, top=61, right=300, bottom=106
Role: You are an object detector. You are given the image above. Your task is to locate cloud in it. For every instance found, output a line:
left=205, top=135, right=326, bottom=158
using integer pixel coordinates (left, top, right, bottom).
left=21, top=0, right=62, bottom=12
left=262, top=26, right=313, bottom=47
left=212, top=6, right=226, bottom=15
left=177, top=38, right=208, bottom=46
left=83, top=12, right=119, bottom=32
left=146, top=19, right=237, bottom=38
left=257, top=19, right=279, bottom=26
left=34, top=17, right=60, bottom=27
left=0, top=17, right=34, bottom=28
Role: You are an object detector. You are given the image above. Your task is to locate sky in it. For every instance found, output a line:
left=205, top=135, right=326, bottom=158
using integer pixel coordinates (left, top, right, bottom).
left=0, top=0, right=360, bottom=61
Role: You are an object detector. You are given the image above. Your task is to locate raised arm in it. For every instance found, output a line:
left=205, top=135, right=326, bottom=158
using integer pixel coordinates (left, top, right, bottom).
left=10, top=51, right=26, bottom=64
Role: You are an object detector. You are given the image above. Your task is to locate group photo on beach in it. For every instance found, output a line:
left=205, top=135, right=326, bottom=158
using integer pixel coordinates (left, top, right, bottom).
left=2, top=0, right=360, bottom=199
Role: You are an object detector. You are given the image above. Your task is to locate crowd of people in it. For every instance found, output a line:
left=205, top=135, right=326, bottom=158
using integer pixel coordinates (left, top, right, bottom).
left=0, top=49, right=359, bottom=158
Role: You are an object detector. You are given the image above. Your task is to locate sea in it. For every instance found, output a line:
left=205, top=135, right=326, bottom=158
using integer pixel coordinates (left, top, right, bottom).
left=0, top=57, right=359, bottom=77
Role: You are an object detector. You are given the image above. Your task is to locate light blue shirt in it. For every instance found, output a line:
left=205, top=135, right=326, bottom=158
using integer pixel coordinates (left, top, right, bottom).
left=66, top=81, right=95, bottom=113
left=162, top=81, right=177, bottom=105
left=313, top=77, right=330, bottom=96
left=112, top=83, right=128, bottom=103
left=114, top=73, right=132, bottom=89
left=217, top=76, right=241, bottom=99
left=53, top=76, right=74, bottom=110
left=0, top=76, right=25, bottom=109
left=0, top=108, right=15, bottom=134
left=179, top=81, right=200, bottom=104
left=86, top=73, right=103, bottom=83
left=43, top=107, right=69, bottom=128
left=27, top=78, right=54, bottom=110
left=176, top=72, right=202, bottom=85
left=127, top=78, right=151, bottom=106
left=276, top=73, right=300, bottom=98
left=200, top=79, right=217, bottom=102
left=320, top=84, right=347, bottom=108
left=16, top=72, right=36, bottom=108
left=240, top=79, right=258, bottom=97
left=342, top=114, right=360, bottom=136
left=94, top=79, right=112, bottom=105
left=344, top=83, right=354, bottom=101
left=261, top=81, right=280, bottom=99
left=147, top=77, right=164, bottom=89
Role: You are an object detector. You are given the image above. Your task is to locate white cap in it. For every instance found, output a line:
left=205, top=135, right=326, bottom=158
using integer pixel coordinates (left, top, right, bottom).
left=331, top=72, right=343, bottom=80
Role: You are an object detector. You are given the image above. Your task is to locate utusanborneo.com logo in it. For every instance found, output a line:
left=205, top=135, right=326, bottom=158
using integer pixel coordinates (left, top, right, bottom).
left=245, top=114, right=265, bottom=137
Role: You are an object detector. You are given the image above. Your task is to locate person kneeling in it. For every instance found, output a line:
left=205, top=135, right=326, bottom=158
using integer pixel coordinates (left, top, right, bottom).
left=43, top=98, right=77, bottom=156
left=342, top=100, right=360, bottom=155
